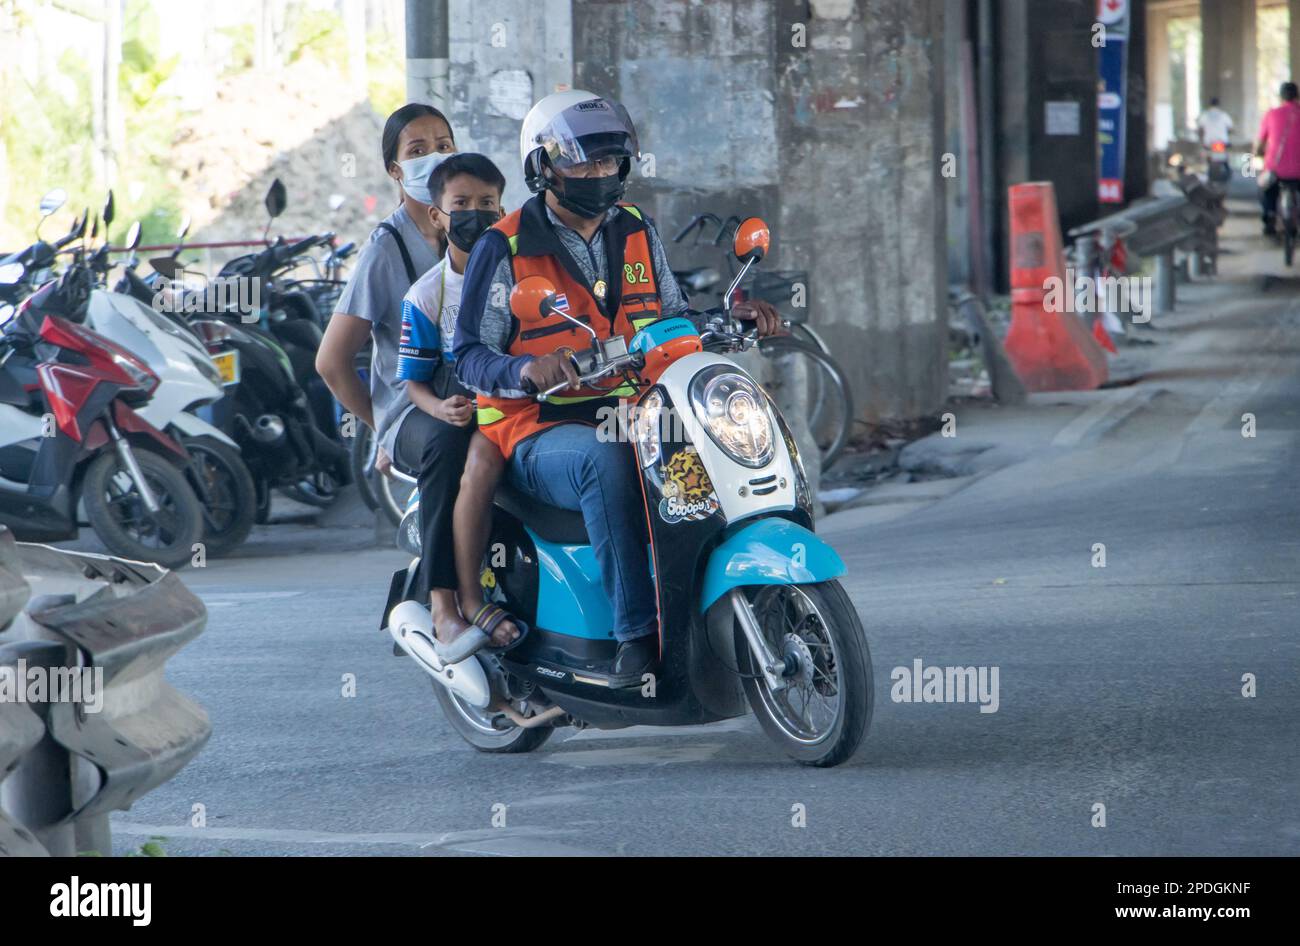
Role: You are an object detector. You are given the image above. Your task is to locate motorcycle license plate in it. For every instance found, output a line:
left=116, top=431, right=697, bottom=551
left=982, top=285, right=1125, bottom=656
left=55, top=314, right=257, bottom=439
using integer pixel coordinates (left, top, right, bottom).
left=213, top=350, right=240, bottom=385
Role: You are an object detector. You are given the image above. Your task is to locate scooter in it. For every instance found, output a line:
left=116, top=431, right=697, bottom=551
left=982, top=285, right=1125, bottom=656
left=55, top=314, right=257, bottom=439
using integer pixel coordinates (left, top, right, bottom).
left=380, top=218, right=873, bottom=767
left=0, top=263, right=204, bottom=568
left=83, top=211, right=257, bottom=557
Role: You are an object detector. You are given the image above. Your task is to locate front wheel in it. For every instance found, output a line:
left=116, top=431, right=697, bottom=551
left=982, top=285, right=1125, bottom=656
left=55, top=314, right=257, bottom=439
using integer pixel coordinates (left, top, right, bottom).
left=81, top=447, right=205, bottom=569
left=734, top=581, right=873, bottom=767
left=181, top=435, right=256, bottom=556
left=431, top=679, right=554, bottom=753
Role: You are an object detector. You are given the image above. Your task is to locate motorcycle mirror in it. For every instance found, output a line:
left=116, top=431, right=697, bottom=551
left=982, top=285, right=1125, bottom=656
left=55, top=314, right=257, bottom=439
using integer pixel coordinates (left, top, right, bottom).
left=509, top=276, right=560, bottom=324
left=178, top=214, right=192, bottom=240
left=90, top=215, right=100, bottom=241
left=39, top=188, right=68, bottom=218
left=265, top=178, right=287, bottom=219
left=103, top=190, right=115, bottom=227
left=126, top=221, right=142, bottom=251
left=733, top=217, right=770, bottom=263
left=74, top=210, right=88, bottom=239
left=150, top=257, right=180, bottom=280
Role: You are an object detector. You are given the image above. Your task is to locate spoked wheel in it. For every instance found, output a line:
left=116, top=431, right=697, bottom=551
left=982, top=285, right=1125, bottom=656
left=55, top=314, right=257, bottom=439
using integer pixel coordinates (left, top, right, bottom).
left=734, top=581, right=872, bottom=766
left=431, top=679, right=554, bottom=753
left=81, top=448, right=204, bottom=569
left=758, top=336, right=854, bottom=470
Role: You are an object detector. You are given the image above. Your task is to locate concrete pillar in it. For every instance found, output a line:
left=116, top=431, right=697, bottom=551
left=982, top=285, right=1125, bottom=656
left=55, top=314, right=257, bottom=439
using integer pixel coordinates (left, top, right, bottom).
left=1292, top=0, right=1300, bottom=83
left=406, top=0, right=450, bottom=111
left=1200, top=0, right=1255, bottom=133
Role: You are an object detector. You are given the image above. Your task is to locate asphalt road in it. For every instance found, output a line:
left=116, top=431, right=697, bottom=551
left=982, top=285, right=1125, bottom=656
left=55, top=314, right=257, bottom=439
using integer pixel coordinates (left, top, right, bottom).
left=104, top=218, right=1299, bottom=857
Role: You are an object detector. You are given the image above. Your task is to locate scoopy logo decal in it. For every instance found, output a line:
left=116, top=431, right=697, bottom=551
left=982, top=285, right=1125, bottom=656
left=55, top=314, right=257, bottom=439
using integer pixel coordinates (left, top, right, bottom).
left=658, top=447, right=720, bottom=523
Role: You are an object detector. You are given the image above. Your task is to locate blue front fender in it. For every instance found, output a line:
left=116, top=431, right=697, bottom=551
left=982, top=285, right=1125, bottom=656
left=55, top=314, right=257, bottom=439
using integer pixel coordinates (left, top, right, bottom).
left=698, top=518, right=846, bottom=612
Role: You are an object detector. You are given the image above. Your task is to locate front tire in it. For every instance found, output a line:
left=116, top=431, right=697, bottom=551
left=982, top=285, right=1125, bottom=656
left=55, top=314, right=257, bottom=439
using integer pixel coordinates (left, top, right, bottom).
left=181, top=435, right=256, bottom=556
left=81, top=447, right=205, bottom=569
left=430, top=680, right=554, bottom=753
left=735, top=581, right=873, bottom=767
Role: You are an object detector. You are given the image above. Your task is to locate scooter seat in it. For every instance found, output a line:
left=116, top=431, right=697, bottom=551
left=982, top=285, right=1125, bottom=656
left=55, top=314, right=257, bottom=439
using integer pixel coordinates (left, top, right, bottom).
left=494, top=480, right=589, bottom=546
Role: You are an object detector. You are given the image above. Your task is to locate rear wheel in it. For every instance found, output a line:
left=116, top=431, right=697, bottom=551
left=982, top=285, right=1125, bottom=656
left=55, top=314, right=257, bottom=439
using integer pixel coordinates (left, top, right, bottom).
left=181, top=435, right=256, bottom=556
left=734, top=581, right=872, bottom=767
left=81, top=448, right=204, bottom=569
left=431, top=680, right=555, bottom=753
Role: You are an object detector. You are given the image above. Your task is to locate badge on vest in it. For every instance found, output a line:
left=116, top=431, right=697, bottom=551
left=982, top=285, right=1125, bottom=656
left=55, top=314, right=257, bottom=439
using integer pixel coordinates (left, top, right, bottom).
left=592, top=279, right=607, bottom=301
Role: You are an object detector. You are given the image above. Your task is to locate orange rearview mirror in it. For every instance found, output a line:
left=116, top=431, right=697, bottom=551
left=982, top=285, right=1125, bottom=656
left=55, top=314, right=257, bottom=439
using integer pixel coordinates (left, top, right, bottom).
left=733, top=217, right=770, bottom=263
left=510, top=275, right=559, bottom=324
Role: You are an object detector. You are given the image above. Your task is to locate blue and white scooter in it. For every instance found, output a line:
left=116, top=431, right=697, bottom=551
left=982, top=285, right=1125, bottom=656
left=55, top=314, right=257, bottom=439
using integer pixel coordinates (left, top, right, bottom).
left=381, top=218, right=872, bottom=766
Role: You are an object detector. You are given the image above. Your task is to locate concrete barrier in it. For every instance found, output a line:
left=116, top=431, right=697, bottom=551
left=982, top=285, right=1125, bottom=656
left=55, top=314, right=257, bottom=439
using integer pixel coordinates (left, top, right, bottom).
left=0, top=528, right=210, bottom=856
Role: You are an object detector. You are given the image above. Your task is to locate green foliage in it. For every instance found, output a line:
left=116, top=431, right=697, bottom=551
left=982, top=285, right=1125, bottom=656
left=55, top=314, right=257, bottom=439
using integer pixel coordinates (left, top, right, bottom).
left=286, top=6, right=346, bottom=66
left=368, top=30, right=406, bottom=117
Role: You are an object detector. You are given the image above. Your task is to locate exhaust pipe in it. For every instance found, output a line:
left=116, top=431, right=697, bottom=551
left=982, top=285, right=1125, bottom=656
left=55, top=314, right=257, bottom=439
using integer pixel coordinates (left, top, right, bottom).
left=493, top=704, right=565, bottom=729
left=250, top=414, right=287, bottom=446
left=386, top=600, right=491, bottom=708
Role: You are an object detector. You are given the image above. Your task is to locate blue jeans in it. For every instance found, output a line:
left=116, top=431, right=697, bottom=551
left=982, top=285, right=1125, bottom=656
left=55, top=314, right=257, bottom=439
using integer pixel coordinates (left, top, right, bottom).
left=509, top=424, right=657, bottom=642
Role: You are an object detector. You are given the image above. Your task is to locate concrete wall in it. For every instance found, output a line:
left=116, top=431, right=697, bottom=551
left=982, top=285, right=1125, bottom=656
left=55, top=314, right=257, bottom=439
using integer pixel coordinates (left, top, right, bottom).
left=443, top=0, right=949, bottom=424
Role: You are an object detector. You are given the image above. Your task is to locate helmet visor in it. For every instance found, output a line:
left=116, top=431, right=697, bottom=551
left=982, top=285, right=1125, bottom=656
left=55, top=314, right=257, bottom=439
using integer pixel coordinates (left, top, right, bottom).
left=537, top=98, right=639, bottom=170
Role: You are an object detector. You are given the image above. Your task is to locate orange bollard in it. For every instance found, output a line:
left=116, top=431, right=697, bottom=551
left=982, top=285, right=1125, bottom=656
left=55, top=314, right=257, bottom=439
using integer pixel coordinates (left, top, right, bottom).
left=1003, top=183, right=1108, bottom=391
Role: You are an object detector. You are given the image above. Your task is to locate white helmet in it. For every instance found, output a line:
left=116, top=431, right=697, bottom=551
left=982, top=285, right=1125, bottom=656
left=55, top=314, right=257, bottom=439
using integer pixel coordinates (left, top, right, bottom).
left=519, top=90, right=639, bottom=194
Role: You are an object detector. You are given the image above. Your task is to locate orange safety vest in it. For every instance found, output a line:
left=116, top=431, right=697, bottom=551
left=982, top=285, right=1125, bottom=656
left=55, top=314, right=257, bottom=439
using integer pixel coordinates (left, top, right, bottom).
left=476, top=197, right=663, bottom=457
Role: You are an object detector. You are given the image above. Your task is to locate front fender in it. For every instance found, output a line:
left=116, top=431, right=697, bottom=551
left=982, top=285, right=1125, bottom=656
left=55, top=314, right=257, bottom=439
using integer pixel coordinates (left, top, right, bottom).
left=698, top=518, right=846, bottom=612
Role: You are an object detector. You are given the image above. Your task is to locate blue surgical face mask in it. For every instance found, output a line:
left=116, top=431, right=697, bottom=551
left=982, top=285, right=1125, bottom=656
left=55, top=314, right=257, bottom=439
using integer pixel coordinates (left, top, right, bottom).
left=397, top=152, right=450, bottom=205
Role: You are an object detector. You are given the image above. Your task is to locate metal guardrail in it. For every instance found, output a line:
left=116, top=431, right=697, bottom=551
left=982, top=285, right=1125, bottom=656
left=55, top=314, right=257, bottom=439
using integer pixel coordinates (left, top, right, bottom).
left=1067, top=172, right=1226, bottom=317
left=0, top=527, right=210, bottom=856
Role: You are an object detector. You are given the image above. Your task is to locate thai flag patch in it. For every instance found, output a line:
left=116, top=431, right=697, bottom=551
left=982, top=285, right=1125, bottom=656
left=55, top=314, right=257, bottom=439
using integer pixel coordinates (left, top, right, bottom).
left=552, top=292, right=570, bottom=314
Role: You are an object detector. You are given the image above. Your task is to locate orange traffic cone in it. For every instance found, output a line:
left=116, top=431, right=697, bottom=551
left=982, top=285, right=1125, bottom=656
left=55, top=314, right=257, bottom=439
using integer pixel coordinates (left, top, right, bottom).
left=1003, top=183, right=1109, bottom=391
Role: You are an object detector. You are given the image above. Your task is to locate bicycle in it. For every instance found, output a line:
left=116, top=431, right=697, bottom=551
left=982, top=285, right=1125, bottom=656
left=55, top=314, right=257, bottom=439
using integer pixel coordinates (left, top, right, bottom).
left=671, top=212, right=853, bottom=468
left=1279, top=181, right=1300, bottom=267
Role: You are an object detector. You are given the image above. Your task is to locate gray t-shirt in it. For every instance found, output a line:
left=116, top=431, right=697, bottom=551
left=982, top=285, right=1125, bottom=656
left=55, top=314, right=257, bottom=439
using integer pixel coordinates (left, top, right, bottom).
left=332, top=204, right=438, bottom=455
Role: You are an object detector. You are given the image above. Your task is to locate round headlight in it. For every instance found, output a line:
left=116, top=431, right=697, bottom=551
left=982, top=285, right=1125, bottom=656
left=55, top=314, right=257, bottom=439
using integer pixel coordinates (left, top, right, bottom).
left=689, top=368, right=774, bottom=467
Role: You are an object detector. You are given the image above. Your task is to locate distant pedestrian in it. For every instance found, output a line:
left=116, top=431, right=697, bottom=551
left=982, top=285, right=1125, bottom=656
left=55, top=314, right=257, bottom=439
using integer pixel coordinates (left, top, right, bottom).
left=1256, top=82, right=1300, bottom=236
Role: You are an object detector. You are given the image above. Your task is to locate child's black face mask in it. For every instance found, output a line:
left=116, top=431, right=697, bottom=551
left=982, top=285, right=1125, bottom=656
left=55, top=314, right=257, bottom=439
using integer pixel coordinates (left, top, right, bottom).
left=445, top=209, right=500, bottom=252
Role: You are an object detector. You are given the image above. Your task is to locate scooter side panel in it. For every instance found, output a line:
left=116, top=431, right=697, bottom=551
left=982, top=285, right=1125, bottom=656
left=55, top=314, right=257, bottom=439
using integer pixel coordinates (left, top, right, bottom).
left=530, top=533, right=616, bottom=640
left=698, top=518, right=846, bottom=611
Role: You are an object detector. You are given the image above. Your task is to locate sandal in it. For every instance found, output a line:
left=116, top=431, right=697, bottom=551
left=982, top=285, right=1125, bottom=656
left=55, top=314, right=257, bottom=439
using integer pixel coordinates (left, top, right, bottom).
left=431, top=603, right=530, bottom=664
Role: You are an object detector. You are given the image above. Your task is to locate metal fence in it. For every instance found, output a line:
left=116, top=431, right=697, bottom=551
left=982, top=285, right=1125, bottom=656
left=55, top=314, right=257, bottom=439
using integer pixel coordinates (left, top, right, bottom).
left=0, top=527, right=209, bottom=856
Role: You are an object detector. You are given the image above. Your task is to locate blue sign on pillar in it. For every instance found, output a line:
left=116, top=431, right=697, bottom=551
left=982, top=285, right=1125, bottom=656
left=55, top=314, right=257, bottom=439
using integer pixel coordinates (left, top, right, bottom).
left=1097, top=0, right=1130, bottom=204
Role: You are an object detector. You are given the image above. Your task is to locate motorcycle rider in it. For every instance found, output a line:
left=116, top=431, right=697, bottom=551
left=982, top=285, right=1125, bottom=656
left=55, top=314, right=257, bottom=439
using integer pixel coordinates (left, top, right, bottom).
left=394, top=152, right=521, bottom=654
left=1256, top=82, right=1300, bottom=237
left=453, top=91, right=780, bottom=677
left=317, top=103, right=455, bottom=477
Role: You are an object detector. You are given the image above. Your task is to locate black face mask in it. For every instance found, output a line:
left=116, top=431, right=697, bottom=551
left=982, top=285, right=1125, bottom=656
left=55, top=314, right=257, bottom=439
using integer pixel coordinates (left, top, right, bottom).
left=444, top=209, right=500, bottom=253
left=555, top=172, right=626, bottom=219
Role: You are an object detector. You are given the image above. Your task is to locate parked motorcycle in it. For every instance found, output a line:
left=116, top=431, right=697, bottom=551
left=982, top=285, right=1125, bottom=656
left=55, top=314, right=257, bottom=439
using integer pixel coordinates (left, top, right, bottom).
left=83, top=200, right=257, bottom=557
left=0, top=260, right=204, bottom=568
left=380, top=218, right=873, bottom=767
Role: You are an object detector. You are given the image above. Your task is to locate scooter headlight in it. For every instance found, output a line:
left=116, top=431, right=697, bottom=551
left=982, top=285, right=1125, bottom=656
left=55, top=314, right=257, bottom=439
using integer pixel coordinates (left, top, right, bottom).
left=689, top=367, right=774, bottom=468
left=633, top=387, right=664, bottom=468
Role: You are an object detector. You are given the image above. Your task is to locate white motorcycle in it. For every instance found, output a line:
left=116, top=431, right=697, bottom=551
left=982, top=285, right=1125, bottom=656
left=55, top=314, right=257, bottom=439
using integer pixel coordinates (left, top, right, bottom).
left=84, top=217, right=257, bottom=557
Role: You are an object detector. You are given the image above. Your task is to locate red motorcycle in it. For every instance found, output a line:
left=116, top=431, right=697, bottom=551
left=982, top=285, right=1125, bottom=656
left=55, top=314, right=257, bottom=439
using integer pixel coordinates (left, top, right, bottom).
left=0, top=265, right=204, bottom=567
